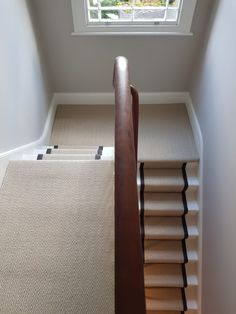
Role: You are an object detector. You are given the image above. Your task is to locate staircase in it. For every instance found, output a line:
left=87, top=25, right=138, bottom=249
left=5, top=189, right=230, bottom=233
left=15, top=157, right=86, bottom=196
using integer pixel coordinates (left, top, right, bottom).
left=0, top=56, right=201, bottom=313
left=21, top=145, right=200, bottom=313
left=138, top=161, right=200, bottom=313
left=0, top=142, right=200, bottom=314
left=22, top=145, right=114, bottom=161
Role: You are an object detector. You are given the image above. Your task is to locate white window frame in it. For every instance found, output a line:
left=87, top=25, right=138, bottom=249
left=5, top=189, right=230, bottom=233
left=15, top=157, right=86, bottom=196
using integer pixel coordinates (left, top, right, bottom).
left=71, top=0, right=197, bottom=35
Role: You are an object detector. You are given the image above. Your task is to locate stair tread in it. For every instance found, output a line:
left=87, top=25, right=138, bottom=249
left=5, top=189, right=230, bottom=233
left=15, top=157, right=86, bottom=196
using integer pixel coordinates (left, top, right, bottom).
left=146, top=288, right=198, bottom=311
left=145, top=288, right=184, bottom=311
left=143, top=193, right=198, bottom=216
left=144, top=264, right=198, bottom=287
left=145, top=240, right=198, bottom=263
left=145, top=240, right=184, bottom=263
left=138, top=169, right=199, bottom=192
left=50, top=148, right=99, bottom=154
left=52, top=145, right=100, bottom=149
left=40, top=154, right=97, bottom=160
left=144, top=217, right=198, bottom=240
left=146, top=311, right=184, bottom=314
left=144, top=264, right=184, bottom=287
left=146, top=311, right=197, bottom=314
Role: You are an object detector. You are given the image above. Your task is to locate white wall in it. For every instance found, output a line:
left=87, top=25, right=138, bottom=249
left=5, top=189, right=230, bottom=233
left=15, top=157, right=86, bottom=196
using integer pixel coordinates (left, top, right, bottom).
left=190, top=1, right=236, bottom=313
left=0, top=0, right=52, bottom=154
left=31, top=0, right=212, bottom=93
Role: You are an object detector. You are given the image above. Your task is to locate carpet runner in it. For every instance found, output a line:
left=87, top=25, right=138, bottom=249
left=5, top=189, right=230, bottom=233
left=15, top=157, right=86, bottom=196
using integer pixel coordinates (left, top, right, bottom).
left=0, top=143, right=199, bottom=313
left=0, top=157, right=114, bottom=314
left=138, top=161, right=199, bottom=313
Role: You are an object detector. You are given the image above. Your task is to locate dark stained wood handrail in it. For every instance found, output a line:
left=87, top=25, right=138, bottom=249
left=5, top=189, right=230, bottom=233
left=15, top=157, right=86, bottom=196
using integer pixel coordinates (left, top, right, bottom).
left=113, top=56, right=146, bottom=314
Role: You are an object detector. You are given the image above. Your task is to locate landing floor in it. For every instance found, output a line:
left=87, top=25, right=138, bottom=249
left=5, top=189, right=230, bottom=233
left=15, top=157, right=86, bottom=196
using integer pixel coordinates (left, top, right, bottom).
left=50, top=104, right=199, bottom=162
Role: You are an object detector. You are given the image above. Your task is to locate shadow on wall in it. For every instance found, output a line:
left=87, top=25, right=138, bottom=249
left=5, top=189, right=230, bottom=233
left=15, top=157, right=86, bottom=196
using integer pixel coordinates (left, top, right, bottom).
left=0, top=0, right=52, bottom=154
left=190, top=0, right=220, bottom=103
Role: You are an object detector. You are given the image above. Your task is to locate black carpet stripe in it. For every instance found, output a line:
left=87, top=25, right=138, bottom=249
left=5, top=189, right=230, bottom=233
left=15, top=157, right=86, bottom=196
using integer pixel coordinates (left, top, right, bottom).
left=181, top=161, right=189, bottom=299
left=181, top=240, right=188, bottom=263
left=139, top=162, right=145, bottom=261
left=182, top=216, right=189, bottom=239
left=53, top=145, right=58, bottom=149
left=97, top=146, right=103, bottom=155
left=46, top=148, right=52, bottom=154
left=181, top=263, right=188, bottom=288
left=182, top=191, right=189, bottom=215
left=37, top=154, right=43, bottom=160
left=181, top=163, right=188, bottom=193
left=181, top=288, right=188, bottom=311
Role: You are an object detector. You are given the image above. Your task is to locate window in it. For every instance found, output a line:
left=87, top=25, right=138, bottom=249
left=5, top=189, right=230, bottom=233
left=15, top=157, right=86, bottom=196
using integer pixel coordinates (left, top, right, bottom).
left=71, top=0, right=197, bottom=35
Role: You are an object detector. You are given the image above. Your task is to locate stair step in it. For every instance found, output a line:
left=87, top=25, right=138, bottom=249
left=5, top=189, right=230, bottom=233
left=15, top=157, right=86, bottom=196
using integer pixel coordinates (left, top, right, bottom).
left=50, top=148, right=99, bottom=155
left=146, top=288, right=197, bottom=311
left=144, top=217, right=198, bottom=240
left=38, top=154, right=98, bottom=161
left=144, top=264, right=198, bottom=288
left=52, top=145, right=99, bottom=149
left=146, top=311, right=197, bottom=314
left=141, top=162, right=184, bottom=169
left=145, top=288, right=184, bottom=311
left=146, top=311, right=183, bottom=314
left=144, top=264, right=184, bottom=288
left=143, top=193, right=199, bottom=216
left=138, top=169, right=198, bottom=193
left=144, top=240, right=198, bottom=264
left=145, top=217, right=185, bottom=240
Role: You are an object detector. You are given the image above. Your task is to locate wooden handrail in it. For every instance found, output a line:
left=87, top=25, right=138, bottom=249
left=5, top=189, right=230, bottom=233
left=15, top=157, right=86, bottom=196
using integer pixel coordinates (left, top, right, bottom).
left=113, top=56, right=146, bottom=314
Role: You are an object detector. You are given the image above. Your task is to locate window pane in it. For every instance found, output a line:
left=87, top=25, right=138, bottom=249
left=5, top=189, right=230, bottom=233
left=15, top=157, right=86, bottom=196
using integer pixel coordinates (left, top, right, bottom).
left=134, top=9, right=165, bottom=20
left=116, top=0, right=132, bottom=5
left=166, top=8, right=178, bottom=20
left=101, top=9, right=133, bottom=20
left=100, top=0, right=121, bottom=7
left=119, top=9, right=133, bottom=20
left=134, top=0, right=167, bottom=7
left=101, top=10, right=120, bottom=19
left=168, top=0, right=180, bottom=7
left=88, top=0, right=98, bottom=7
left=89, top=9, right=99, bottom=20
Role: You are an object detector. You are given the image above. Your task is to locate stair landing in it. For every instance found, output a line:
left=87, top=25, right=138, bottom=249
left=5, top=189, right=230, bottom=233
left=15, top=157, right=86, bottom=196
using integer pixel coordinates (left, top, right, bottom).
left=50, top=104, right=199, bottom=162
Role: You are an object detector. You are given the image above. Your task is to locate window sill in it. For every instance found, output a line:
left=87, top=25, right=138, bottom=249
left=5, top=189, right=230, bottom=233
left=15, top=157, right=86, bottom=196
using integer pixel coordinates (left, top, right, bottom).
left=71, top=31, right=193, bottom=36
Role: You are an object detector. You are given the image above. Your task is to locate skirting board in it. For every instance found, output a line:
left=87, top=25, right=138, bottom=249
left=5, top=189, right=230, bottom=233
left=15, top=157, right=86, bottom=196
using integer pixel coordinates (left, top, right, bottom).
left=184, top=93, right=203, bottom=314
left=0, top=95, right=57, bottom=186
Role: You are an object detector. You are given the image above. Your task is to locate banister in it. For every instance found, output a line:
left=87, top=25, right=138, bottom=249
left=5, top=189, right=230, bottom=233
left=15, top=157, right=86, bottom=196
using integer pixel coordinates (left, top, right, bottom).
left=113, top=56, right=146, bottom=314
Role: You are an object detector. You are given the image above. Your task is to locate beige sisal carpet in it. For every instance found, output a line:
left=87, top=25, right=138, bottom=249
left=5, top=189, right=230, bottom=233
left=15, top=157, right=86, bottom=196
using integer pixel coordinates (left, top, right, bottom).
left=0, top=160, right=114, bottom=314
left=50, top=104, right=199, bottom=162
